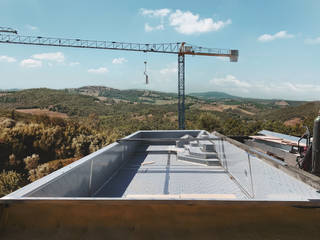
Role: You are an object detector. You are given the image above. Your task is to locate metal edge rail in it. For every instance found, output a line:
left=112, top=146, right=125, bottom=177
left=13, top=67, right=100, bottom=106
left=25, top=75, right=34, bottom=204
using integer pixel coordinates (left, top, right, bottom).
left=117, top=137, right=225, bottom=142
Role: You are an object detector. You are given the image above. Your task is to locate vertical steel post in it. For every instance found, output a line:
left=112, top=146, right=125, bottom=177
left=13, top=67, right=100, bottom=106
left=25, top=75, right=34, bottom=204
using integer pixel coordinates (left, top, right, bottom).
left=312, top=113, right=320, bottom=174
left=178, top=54, right=185, bottom=130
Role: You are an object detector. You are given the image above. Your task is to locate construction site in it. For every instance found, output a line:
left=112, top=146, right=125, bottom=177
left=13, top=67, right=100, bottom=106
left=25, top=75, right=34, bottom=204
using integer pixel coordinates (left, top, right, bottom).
left=1, top=23, right=320, bottom=239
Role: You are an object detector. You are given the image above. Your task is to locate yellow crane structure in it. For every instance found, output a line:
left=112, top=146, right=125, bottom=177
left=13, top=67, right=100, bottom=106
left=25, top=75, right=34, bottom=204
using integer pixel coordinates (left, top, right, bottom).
left=0, top=27, right=238, bottom=129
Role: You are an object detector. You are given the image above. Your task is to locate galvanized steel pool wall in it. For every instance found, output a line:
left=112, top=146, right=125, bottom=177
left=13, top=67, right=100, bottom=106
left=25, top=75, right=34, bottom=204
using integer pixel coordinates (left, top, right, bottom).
left=3, top=130, right=201, bottom=199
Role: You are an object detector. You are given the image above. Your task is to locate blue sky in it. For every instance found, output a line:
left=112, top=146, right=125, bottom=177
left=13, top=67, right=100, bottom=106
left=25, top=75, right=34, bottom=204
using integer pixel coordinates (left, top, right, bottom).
left=0, top=0, right=320, bottom=100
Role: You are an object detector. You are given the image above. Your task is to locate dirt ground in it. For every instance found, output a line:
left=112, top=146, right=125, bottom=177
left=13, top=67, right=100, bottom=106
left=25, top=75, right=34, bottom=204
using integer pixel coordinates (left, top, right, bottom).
left=284, top=117, right=302, bottom=127
left=192, top=104, right=255, bottom=115
left=15, top=109, right=69, bottom=118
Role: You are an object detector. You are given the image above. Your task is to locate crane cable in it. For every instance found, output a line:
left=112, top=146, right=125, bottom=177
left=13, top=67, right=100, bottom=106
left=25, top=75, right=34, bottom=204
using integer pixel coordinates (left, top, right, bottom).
left=144, top=61, right=149, bottom=84
left=144, top=52, right=149, bottom=85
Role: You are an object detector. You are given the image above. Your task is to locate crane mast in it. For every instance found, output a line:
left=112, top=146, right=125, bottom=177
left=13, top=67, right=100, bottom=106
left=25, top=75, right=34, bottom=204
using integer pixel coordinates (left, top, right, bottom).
left=0, top=30, right=238, bottom=129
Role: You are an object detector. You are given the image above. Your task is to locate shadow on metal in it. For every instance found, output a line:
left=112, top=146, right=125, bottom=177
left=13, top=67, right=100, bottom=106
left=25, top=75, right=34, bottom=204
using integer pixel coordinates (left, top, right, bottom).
left=1, top=200, right=320, bottom=240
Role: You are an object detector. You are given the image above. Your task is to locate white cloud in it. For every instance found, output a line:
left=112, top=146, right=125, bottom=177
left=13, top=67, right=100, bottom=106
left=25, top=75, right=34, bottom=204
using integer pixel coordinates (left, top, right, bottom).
left=0, top=55, right=16, bottom=63
left=88, top=67, right=108, bottom=74
left=258, top=31, right=294, bottom=42
left=281, top=82, right=320, bottom=93
left=140, top=8, right=171, bottom=17
left=140, top=9, right=230, bottom=34
left=208, top=74, right=320, bottom=100
left=112, top=57, right=128, bottom=64
left=169, top=10, right=231, bottom=35
left=305, top=37, right=320, bottom=45
left=32, top=52, right=65, bottom=62
left=140, top=8, right=170, bottom=32
left=160, top=63, right=177, bottom=75
left=256, top=82, right=320, bottom=98
left=145, top=23, right=153, bottom=32
left=69, top=62, right=80, bottom=66
left=20, top=59, right=42, bottom=68
left=210, top=75, right=251, bottom=88
left=26, top=24, right=38, bottom=31
left=144, top=23, right=164, bottom=32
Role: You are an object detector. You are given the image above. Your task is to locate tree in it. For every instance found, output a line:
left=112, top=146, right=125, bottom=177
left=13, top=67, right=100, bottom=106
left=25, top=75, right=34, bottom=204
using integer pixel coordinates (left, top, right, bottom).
left=8, top=153, right=17, bottom=166
left=24, top=154, right=40, bottom=171
left=0, top=170, right=25, bottom=197
left=197, top=113, right=222, bottom=132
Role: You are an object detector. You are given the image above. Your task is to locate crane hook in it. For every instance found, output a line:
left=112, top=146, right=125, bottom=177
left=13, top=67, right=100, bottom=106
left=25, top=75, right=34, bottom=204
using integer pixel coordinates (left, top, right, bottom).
left=144, top=61, right=149, bottom=84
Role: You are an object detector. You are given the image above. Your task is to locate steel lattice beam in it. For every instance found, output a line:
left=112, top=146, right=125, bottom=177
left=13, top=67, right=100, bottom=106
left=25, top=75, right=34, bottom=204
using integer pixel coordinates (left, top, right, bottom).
left=0, top=34, right=237, bottom=57
left=178, top=54, right=185, bottom=130
left=0, top=34, right=182, bottom=54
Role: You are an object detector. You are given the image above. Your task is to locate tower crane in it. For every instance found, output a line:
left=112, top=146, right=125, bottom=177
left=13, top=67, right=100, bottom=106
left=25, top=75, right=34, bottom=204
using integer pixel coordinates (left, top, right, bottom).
left=0, top=27, right=238, bottom=129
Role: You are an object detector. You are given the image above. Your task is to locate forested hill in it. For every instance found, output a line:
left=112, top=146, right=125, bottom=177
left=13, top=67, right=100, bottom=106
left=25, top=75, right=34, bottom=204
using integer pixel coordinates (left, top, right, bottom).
left=0, top=88, right=110, bottom=116
left=61, top=86, right=307, bottom=109
left=189, top=91, right=239, bottom=100
left=260, top=101, right=320, bottom=122
left=69, top=86, right=201, bottom=104
left=189, top=91, right=305, bottom=107
left=70, top=86, right=178, bottom=102
left=0, top=86, right=309, bottom=119
left=0, top=87, right=201, bottom=116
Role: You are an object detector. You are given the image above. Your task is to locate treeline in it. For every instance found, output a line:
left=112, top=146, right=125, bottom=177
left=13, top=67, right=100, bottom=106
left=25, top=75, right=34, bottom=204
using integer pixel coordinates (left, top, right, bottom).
left=259, top=101, right=320, bottom=122
left=196, top=112, right=309, bottom=137
left=0, top=88, right=111, bottom=116
left=0, top=113, right=119, bottom=196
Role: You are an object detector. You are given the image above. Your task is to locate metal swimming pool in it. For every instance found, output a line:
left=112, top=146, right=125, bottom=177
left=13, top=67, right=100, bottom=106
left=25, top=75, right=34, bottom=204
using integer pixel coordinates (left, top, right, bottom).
left=1, top=130, right=320, bottom=239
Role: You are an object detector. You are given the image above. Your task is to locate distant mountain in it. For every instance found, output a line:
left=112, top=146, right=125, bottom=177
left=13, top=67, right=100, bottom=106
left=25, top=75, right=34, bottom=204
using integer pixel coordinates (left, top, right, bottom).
left=189, top=91, right=305, bottom=107
left=188, top=91, right=240, bottom=100
left=0, top=88, right=21, bottom=92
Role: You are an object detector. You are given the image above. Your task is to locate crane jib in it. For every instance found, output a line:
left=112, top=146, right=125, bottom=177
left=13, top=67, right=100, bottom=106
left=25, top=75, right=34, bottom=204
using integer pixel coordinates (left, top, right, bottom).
left=0, top=34, right=236, bottom=57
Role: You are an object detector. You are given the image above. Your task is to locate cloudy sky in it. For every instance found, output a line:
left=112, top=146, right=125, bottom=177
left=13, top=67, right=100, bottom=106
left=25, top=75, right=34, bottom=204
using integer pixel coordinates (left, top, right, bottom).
left=0, top=0, right=319, bottom=100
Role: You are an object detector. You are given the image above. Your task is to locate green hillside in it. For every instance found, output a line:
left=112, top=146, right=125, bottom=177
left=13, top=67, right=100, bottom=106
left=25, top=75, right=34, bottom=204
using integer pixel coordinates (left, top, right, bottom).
left=0, top=87, right=308, bottom=119
left=0, top=87, right=188, bottom=118
left=70, top=86, right=186, bottom=104
left=189, top=91, right=239, bottom=99
left=260, top=101, right=320, bottom=122
left=0, top=88, right=111, bottom=116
